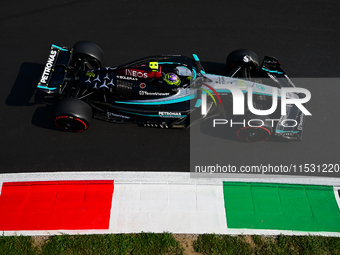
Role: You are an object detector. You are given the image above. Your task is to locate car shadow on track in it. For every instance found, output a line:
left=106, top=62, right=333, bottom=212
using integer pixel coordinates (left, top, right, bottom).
left=6, top=62, right=44, bottom=106
left=6, top=62, right=59, bottom=131
left=31, top=104, right=58, bottom=131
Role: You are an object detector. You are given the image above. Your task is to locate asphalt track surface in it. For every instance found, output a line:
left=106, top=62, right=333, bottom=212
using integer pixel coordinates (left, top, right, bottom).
left=1, top=1, right=340, bottom=173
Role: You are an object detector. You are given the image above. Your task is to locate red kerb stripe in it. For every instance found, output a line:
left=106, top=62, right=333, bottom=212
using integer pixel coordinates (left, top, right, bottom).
left=0, top=180, right=114, bottom=231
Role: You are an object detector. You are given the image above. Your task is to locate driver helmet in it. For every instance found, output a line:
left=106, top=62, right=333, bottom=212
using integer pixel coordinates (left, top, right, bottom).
left=164, top=73, right=181, bottom=86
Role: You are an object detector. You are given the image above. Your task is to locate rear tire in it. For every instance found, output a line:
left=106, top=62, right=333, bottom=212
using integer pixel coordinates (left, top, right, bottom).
left=54, top=98, right=92, bottom=132
left=226, top=49, right=259, bottom=77
left=72, top=41, right=103, bottom=70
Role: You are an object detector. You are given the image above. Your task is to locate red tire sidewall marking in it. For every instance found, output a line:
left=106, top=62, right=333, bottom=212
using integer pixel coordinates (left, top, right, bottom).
left=54, top=116, right=87, bottom=132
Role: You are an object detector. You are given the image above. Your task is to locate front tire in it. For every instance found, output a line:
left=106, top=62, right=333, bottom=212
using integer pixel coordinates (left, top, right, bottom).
left=237, top=126, right=272, bottom=142
left=226, top=49, right=259, bottom=77
left=236, top=115, right=272, bottom=142
left=54, top=98, right=92, bottom=132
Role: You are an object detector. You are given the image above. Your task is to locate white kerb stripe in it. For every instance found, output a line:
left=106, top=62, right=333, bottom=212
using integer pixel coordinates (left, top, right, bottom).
left=334, top=187, right=340, bottom=211
left=109, top=182, right=227, bottom=234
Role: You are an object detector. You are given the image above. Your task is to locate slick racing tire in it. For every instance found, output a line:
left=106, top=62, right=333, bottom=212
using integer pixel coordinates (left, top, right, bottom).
left=236, top=116, right=272, bottom=143
left=72, top=41, right=103, bottom=70
left=226, top=49, right=259, bottom=77
left=54, top=98, right=92, bottom=132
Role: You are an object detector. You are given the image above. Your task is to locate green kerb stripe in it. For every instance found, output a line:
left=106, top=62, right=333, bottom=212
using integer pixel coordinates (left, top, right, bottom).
left=223, top=182, right=340, bottom=232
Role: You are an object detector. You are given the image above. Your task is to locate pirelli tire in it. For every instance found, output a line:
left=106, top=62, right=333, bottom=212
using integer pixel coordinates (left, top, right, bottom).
left=54, top=98, right=92, bottom=132
left=72, top=41, right=103, bottom=69
left=226, top=49, right=259, bottom=77
left=236, top=115, right=273, bottom=143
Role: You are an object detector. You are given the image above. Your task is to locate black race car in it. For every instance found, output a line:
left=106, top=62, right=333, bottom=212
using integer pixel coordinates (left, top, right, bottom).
left=36, top=41, right=308, bottom=142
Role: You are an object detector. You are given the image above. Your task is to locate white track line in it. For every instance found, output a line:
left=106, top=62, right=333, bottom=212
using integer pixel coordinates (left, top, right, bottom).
left=1, top=171, right=340, bottom=186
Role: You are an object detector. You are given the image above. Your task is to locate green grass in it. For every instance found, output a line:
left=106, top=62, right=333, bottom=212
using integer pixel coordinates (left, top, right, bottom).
left=1, top=233, right=340, bottom=255
left=0, top=235, right=37, bottom=255
left=41, top=232, right=183, bottom=255
left=193, top=234, right=252, bottom=254
left=1, top=233, right=184, bottom=255
left=193, top=234, right=340, bottom=255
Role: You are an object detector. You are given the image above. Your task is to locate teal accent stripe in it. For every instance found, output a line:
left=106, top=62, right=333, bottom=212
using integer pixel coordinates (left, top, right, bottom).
left=261, top=67, right=283, bottom=74
left=158, top=62, right=182, bottom=65
left=192, top=54, right=200, bottom=61
left=195, top=99, right=201, bottom=107
left=276, top=130, right=299, bottom=133
left=37, top=85, right=57, bottom=90
left=115, top=94, right=196, bottom=105
left=52, top=44, right=68, bottom=51
left=192, top=69, right=197, bottom=79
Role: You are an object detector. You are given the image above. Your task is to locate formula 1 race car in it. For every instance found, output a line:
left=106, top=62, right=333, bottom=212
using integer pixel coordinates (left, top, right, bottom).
left=36, top=41, right=308, bottom=142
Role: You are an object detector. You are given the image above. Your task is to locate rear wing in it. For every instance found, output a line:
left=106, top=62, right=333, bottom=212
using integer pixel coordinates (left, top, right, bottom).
left=37, top=44, right=71, bottom=94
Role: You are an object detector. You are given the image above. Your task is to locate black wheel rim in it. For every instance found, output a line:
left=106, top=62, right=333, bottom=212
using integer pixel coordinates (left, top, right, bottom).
left=55, top=115, right=88, bottom=132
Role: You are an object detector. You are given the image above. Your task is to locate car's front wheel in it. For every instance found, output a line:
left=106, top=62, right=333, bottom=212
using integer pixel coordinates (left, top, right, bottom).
left=236, top=125, right=272, bottom=142
left=236, top=115, right=273, bottom=142
left=226, top=49, right=259, bottom=78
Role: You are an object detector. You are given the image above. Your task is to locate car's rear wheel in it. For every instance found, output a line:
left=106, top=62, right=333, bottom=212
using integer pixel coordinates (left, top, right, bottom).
left=54, top=98, right=92, bottom=132
left=226, top=49, right=259, bottom=78
left=72, top=41, right=103, bottom=70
